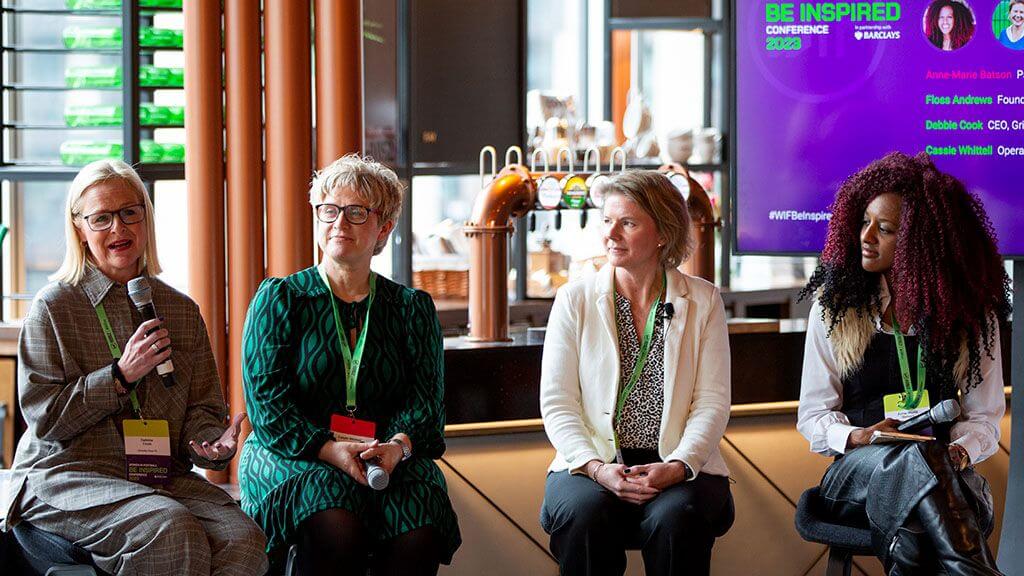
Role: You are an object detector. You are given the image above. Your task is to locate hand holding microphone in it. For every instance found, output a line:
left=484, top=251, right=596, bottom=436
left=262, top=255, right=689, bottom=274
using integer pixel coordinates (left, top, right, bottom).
left=116, top=317, right=172, bottom=384
left=896, top=399, right=961, bottom=433
left=360, top=440, right=406, bottom=491
left=127, top=277, right=176, bottom=387
left=848, top=400, right=962, bottom=449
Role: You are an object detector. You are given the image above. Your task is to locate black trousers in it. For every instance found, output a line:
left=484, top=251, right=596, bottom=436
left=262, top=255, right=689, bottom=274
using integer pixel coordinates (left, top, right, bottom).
left=540, top=470, right=733, bottom=576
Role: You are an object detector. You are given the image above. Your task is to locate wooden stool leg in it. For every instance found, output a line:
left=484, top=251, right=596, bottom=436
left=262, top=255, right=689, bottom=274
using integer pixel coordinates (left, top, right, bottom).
left=826, top=547, right=853, bottom=576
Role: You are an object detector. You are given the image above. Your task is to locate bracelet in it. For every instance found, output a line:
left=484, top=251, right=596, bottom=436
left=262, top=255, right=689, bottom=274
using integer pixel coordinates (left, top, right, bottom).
left=390, top=437, right=412, bottom=461
left=952, top=444, right=971, bottom=471
left=110, top=361, right=136, bottom=393
left=589, top=462, right=605, bottom=482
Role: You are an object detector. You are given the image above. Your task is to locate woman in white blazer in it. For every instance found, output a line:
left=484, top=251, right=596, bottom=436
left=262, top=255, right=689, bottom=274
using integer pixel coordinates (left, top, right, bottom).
left=539, top=171, right=733, bottom=576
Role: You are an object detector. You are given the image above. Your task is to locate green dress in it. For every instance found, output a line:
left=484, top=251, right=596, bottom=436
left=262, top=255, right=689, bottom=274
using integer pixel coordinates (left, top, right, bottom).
left=238, top=267, right=461, bottom=561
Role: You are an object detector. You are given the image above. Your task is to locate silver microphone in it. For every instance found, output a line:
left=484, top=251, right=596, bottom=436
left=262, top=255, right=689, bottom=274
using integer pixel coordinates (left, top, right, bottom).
left=366, top=460, right=389, bottom=490
left=896, top=399, right=961, bottom=432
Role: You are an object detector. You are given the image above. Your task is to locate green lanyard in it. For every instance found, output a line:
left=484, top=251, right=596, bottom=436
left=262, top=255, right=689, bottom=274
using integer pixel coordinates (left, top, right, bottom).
left=319, top=266, right=376, bottom=415
left=891, top=316, right=927, bottom=409
left=613, top=271, right=666, bottom=430
left=95, top=303, right=142, bottom=418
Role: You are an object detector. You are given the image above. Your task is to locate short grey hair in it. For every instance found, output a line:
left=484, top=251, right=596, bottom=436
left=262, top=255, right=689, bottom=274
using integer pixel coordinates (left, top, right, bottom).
left=309, top=154, right=404, bottom=255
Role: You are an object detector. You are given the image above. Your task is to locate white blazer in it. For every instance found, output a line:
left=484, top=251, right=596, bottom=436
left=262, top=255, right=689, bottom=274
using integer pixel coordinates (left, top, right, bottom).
left=540, top=265, right=731, bottom=479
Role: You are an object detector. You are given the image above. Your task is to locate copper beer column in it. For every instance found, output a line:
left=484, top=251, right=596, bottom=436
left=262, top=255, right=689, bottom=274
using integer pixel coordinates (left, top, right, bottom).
left=315, top=0, right=362, bottom=167
left=661, top=163, right=717, bottom=283
left=682, top=173, right=717, bottom=283
left=265, top=0, right=314, bottom=276
left=465, top=166, right=536, bottom=342
left=224, top=0, right=264, bottom=481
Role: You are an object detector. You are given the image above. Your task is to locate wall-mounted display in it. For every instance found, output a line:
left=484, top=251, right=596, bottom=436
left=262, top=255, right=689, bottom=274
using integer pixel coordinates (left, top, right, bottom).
left=735, top=0, right=1024, bottom=255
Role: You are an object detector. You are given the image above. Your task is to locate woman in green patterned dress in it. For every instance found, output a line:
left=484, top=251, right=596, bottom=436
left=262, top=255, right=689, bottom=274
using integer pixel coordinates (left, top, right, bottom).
left=239, top=154, right=460, bottom=575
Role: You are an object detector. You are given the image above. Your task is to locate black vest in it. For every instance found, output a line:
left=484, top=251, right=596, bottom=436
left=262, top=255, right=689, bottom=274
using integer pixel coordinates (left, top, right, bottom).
left=841, top=332, right=954, bottom=442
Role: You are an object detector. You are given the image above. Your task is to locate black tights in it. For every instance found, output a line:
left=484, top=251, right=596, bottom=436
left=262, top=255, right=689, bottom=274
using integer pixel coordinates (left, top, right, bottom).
left=297, top=508, right=442, bottom=576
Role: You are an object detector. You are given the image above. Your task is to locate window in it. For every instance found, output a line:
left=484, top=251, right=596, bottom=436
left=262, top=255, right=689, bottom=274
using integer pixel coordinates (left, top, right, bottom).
left=409, top=175, right=477, bottom=301
left=636, top=30, right=706, bottom=142
left=152, top=180, right=187, bottom=292
left=527, top=0, right=587, bottom=105
left=0, top=2, right=186, bottom=319
left=2, top=181, right=67, bottom=319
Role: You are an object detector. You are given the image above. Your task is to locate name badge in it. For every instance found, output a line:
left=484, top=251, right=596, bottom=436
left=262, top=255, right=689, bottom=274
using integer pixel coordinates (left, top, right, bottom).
left=330, top=414, right=376, bottom=443
left=123, top=419, right=171, bottom=485
left=883, top=390, right=932, bottom=422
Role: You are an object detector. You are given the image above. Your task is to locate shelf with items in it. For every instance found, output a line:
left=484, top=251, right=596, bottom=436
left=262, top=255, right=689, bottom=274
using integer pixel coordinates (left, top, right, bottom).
left=1, top=1, right=185, bottom=173
left=461, top=144, right=717, bottom=340
left=4, top=24, right=182, bottom=51
left=2, top=0, right=183, bottom=11
left=594, top=2, right=732, bottom=285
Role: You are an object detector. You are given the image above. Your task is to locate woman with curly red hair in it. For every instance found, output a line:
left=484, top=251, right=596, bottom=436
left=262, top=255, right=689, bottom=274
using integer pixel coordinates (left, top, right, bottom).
left=925, top=0, right=976, bottom=51
left=797, top=152, right=1008, bottom=575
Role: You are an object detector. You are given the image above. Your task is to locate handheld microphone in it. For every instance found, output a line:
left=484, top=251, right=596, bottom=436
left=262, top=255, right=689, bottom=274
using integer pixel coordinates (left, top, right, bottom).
left=896, top=399, right=961, bottom=433
left=127, top=277, right=176, bottom=388
left=366, top=460, right=390, bottom=490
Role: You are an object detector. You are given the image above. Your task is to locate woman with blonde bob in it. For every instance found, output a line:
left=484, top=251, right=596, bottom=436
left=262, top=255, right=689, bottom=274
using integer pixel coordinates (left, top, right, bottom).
left=539, top=170, right=734, bottom=576
left=3, top=160, right=268, bottom=575
left=239, top=154, right=460, bottom=576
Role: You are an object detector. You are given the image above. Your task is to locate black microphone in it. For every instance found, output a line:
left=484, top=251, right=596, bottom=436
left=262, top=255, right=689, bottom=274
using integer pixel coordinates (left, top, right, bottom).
left=896, top=399, right=961, bottom=433
left=127, top=277, right=176, bottom=388
left=662, top=303, right=675, bottom=322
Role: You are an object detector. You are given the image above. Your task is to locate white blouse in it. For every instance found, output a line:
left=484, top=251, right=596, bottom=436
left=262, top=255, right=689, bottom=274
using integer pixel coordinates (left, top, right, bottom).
left=797, top=279, right=1005, bottom=465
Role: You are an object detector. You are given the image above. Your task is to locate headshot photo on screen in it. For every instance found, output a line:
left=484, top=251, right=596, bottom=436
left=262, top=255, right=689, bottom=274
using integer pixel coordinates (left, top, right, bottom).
left=923, top=0, right=977, bottom=51
left=994, top=0, right=1024, bottom=49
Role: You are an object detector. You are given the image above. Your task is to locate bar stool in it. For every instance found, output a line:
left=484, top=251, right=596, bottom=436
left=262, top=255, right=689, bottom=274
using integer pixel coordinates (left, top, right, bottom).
left=794, top=487, right=874, bottom=576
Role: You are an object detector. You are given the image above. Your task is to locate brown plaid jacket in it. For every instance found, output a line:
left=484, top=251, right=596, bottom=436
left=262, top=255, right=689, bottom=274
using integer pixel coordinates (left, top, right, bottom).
left=4, top=265, right=234, bottom=525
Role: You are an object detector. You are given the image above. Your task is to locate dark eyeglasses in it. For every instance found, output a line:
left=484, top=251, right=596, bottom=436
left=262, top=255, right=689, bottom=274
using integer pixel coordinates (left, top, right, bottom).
left=315, top=203, right=373, bottom=225
left=79, top=204, right=146, bottom=232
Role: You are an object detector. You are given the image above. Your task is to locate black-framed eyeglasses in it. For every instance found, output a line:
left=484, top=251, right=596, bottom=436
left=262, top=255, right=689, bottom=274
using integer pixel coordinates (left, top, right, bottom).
left=315, top=203, right=373, bottom=225
left=78, top=204, right=146, bottom=232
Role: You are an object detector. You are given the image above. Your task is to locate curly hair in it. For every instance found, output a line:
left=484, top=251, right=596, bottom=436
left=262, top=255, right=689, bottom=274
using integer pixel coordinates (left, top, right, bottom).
left=800, top=152, right=1010, bottom=396
left=925, top=0, right=975, bottom=50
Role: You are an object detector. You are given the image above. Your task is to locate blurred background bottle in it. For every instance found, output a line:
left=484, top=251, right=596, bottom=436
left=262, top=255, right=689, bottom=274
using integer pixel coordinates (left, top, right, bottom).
left=65, top=65, right=183, bottom=88
left=60, top=140, right=185, bottom=165
left=64, top=104, right=185, bottom=127
left=66, top=0, right=183, bottom=9
left=63, top=26, right=183, bottom=50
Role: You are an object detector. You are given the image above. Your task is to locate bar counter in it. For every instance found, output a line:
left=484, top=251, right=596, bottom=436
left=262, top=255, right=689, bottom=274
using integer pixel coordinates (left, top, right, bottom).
left=443, top=318, right=1014, bottom=432
left=442, top=319, right=809, bottom=426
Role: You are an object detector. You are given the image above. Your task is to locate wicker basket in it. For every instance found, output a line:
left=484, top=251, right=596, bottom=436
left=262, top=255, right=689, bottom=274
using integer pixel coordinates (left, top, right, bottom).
left=413, top=269, right=470, bottom=300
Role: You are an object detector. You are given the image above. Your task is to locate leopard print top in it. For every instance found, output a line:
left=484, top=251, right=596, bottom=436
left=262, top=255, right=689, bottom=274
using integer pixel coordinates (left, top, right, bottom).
left=613, top=291, right=665, bottom=450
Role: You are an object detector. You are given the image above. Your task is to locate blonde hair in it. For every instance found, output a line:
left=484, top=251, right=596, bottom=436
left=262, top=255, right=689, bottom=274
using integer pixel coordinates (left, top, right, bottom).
left=309, top=154, right=404, bottom=255
left=603, top=170, right=694, bottom=269
left=51, top=160, right=162, bottom=285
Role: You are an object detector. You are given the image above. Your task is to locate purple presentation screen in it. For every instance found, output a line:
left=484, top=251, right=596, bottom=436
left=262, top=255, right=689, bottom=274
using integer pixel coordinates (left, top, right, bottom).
left=735, top=0, right=1024, bottom=255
